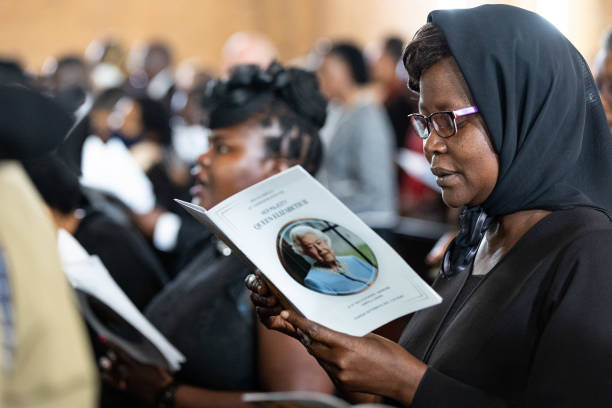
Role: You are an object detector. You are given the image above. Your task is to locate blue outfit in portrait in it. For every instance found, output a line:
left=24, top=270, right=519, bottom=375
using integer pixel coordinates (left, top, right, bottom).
left=304, top=255, right=377, bottom=295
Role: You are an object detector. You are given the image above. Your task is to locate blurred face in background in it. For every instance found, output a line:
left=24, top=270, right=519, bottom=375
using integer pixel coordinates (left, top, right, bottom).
left=192, top=116, right=283, bottom=208
left=111, top=98, right=144, bottom=140
left=54, top=63, right=89, bottom=93
left=144, top=47, right=170, bottom=80
left=317, top=54, right=353, bottom=102
left=372, top=51, right=397, bottom=86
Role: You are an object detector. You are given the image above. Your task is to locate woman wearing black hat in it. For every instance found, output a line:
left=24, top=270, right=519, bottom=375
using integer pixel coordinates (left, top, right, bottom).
left=248, top=5, right=612, bottom=407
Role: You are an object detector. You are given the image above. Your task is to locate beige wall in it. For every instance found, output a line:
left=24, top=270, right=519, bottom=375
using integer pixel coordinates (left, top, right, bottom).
left=0, top=0, right=610, bottom=74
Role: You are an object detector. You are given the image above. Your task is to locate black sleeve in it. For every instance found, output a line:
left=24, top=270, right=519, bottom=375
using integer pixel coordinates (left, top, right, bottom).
left=412, top=367, right=507, bottom=408
left=75, top=212, right=168, bottom=311
left=524, top=230, right=612, bottom=407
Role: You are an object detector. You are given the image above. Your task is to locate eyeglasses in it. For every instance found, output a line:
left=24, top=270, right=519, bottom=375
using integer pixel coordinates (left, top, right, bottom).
left=408, top=106, right=479, bottom=140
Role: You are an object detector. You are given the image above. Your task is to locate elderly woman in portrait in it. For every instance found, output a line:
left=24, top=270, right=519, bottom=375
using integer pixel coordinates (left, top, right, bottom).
left=289, top=225, right=376, bottom=295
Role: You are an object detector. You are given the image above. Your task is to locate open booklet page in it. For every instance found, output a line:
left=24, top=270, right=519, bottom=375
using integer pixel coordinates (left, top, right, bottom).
left=57, top=229, right=185, bottom=371
left=176, top=166, right=441, bottom=336
left=243, top=391, right=394, bottom=408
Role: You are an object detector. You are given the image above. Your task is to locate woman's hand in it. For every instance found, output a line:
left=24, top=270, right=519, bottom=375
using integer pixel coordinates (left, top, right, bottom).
left=99, top=341, right=174, bottom=405
left=245, top=270, right=299, bottom=338
left=279, top=310, right=427, bottom=406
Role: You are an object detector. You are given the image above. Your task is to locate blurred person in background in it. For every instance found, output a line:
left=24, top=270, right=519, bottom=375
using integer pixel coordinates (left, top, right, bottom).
left=124, top=41, right=176, bottom=109
left=79, top=87, right=158, bottom=218
left=221, top=31, right=278, bottom=74
left=0, top=84, right=97, bottom=408
left=170, top=80, right=212, bottom=165
left=118, top=95, right=192, bottom=216
left=79, top=87, right=195, bottom=275
left=47, top=55, right=93, bottom=119
left=85, top=37, right=128, bottom=92
left=594, top=30, right=612, bottom=133
left=371, top=36, right=446, bottom=221
left=22, top=153, right=168, bottom=312
left=143, top=42, right=175, bottom=106
left=371, top=36, right=419, bottom=149
left=316, top=42, right=397, bottom=235
left=100, top=62, right=334, bottom=408
left=170, top=61, right=213, bottom=165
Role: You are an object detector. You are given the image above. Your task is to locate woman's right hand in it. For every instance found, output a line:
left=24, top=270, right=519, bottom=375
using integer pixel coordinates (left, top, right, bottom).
left=245, top=270, right=299, bottom=338
left=99, top=340, right=174, bottom=405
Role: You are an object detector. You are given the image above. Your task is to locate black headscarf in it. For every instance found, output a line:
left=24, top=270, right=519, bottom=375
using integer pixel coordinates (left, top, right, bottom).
left=429, top=5, right=612, bottom=277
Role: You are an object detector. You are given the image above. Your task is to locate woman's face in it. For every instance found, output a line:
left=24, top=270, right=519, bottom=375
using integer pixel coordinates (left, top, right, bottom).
left=317, top=54, right=352, bottom=101
left=420, top=57, right=499, bottom=208
left=299, top=233, right=336, bottom=264
left=192, top=118, right=284, bottom=208
left=113, top=98, right=143, bottom=140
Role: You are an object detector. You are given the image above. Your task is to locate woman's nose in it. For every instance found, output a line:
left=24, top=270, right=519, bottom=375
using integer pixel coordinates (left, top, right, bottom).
left=197, top=150, right=212, bottom=168
left=423, top=130, right=448, bottom=159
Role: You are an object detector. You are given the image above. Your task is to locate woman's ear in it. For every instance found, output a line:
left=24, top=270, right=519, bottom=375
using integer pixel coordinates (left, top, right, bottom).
left=274, top=158, right=292, bottom=172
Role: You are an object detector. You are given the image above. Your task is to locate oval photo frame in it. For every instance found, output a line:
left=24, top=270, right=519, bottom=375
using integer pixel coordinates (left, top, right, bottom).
left=276, top=218, right=378, bottom=296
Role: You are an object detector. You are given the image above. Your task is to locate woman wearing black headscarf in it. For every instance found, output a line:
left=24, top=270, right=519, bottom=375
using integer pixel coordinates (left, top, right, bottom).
left=247, top=5, right=612, bottom=407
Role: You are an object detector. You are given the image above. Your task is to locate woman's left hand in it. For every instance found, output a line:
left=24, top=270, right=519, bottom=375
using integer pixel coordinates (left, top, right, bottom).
left=279, top=310, right=427, bottom=406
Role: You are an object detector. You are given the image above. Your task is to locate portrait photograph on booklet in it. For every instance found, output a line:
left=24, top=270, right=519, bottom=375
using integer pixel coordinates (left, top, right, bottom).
left=277, top=218, right=378, bottom=296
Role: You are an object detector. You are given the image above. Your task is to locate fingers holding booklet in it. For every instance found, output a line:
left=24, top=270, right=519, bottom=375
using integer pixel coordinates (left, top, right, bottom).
left=246, top=271, right=299, bottom=338
left=247, top=273, right=427, bottom=405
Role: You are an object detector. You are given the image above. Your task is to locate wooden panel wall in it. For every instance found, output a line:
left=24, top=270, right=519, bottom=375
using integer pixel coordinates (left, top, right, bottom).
left=0, top=0, right=609, bottom=74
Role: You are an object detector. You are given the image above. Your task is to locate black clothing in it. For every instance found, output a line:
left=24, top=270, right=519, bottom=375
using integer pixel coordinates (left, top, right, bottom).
left=0, top=84, right=72, bottom=160
left=146, top=156, right=191, bottom=212
left=173, top=212, right=213, bottom=272
left=74, top=210, right=168, bottom=311
left=57, top=115, right=90, bottom=173
left=145, top=235, right=258, bottom=391
left=399, top=207, right=612, bottom=407
left=430, top=5, right=612, bottom=277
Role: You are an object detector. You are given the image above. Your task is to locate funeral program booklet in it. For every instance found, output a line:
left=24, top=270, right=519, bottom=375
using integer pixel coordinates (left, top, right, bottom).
left=176, top=166, right=441, bottom=337
left=243, top=391, right=395, bottom=407
left=58, top=229, right=186, bottom=371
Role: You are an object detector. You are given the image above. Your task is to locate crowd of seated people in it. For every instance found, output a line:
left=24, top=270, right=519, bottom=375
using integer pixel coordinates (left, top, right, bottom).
left=0, top=30, right=424, bottom=407
left=1, top=8, right=612, bottom=407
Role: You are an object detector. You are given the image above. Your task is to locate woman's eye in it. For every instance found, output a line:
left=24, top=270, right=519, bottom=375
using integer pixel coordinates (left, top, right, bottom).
left=215, top=144, right=230, bottom=154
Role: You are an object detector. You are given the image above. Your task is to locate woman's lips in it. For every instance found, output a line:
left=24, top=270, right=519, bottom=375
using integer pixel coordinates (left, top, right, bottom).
left=190, top=182, right=206, bottom=197
left=431, top=167, right=459, bottom=187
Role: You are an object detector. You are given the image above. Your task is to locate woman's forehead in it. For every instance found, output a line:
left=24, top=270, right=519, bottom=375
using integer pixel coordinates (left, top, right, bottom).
left=210, top=120, right=267, bottom=143
left=418, top=57, right=473, bottom=114
left=300, top=232, right=320, bottom=241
